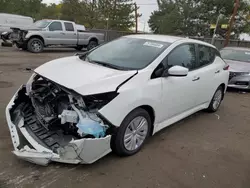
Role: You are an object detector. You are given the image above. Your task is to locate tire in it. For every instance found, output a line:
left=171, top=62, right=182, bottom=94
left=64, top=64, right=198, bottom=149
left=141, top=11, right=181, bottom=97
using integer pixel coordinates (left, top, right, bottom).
left=111, top=108, right=152, bottom=156
left=75, top=45, right=84, bottom=51
left=27, top=38, right=44, bottom=53
left=15, top=42, right=22, bottom=48
left=87, top=40, right=98, bottom=51
left=206, top=86, right=224, bottom=112
left=22, top=43, right=28, bottom=50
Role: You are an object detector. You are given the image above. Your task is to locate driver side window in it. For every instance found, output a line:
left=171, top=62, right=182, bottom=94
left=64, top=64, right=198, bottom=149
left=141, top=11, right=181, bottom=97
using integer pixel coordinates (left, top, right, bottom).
left=163, top=44, right=197, bottom=71
left=49, top=21, right=63, bottom=31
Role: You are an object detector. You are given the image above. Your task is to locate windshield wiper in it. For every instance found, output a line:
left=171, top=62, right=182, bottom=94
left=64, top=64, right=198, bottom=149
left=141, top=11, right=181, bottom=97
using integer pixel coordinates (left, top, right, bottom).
left=87, top=59, right=132, bottom=70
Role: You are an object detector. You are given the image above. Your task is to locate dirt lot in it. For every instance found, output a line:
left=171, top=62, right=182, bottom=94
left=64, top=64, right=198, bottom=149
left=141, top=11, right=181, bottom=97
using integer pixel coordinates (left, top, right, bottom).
left=0, top=45, right=250, bottom=188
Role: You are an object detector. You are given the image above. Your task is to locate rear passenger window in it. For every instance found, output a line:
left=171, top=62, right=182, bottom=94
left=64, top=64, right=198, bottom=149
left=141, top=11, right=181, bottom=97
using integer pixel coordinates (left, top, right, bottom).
left=198, top=45, right=216, bottom=67
left=64, top=22, right=74, bottom=31
left=49, top=22, right=63, bottom=31
left=165, top=44, right=197, bottom=70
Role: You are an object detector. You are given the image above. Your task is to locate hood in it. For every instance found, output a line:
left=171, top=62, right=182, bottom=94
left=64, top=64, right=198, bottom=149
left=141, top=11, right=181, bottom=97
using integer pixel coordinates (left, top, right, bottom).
left=11, top=24, right=41, bottom=31
left=35, top=56, right=137, bottom=95
left=224, top=59, right=250, bottom=72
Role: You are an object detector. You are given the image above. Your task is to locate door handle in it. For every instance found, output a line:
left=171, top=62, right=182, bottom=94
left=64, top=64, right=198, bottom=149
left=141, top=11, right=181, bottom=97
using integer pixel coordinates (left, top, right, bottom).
left=60, top=32, right=66, bottom=35
left=192, top=76, right=200, bottom=81
left=215, top=70, right=220, bottom=74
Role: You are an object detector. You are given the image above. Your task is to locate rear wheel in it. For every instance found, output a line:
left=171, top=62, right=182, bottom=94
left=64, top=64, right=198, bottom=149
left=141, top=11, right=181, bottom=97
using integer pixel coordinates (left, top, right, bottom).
left=112, top=108, right=151, bottom=156
left=87, top=40, right=98, bottom=51
left=27, top=38, right=44, bottom=53
left=207, top=86, right=224, bottom=112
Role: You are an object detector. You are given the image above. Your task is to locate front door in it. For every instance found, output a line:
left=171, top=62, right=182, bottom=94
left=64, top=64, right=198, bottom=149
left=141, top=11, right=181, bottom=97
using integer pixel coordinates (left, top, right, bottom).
left=159, top=43, right=200, bottom=123
left=44, top=21, right=65, bottom=45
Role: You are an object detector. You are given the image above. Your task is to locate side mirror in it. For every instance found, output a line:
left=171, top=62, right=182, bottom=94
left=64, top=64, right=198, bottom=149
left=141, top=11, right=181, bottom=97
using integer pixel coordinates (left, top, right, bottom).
left=167, top=66, right=188, bottom=77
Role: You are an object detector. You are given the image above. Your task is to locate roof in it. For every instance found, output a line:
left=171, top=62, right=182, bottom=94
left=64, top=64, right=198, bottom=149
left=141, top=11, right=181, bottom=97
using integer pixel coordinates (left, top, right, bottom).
left=125, top=34, right=216, bottom=48
left=125, top=34, right=184, bottom=43
left=0, top=13, right=32, bottom=19
left=41, top=19, right=75, bottom=23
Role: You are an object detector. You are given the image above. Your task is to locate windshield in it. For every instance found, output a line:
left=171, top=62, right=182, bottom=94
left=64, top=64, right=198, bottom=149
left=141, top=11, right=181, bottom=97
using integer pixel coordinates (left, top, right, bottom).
left=220, top=49, right=250, bottom=63
left=84, top=37, right=171, bottom=70
left=34, top=20, right=51, bottom=28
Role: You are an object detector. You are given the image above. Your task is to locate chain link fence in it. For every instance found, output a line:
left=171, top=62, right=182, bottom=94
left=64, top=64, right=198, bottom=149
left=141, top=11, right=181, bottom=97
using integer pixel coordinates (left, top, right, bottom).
left=89, top=29, right=250, bottom=50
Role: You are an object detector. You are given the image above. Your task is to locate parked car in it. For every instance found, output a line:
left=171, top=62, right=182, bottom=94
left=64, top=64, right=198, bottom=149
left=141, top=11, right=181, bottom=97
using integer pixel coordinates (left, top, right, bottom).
left=9, top=19, right=105, bottom=53
left=220, top=47, right=250, bottom=90
left=0, top=13, right=33, bottom=35
left=6, top=35, right=229, bottom=165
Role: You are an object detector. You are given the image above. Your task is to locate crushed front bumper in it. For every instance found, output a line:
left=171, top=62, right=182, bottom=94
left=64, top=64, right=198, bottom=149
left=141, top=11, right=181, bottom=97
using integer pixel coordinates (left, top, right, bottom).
left=228, top=72, right=250, bottom=90
left=6, top=86, right=112, bottom=166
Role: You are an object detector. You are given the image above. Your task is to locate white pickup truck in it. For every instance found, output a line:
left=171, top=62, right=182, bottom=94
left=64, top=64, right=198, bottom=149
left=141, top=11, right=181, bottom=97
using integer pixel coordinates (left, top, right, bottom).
left=9, top=19, right=105, bottom=53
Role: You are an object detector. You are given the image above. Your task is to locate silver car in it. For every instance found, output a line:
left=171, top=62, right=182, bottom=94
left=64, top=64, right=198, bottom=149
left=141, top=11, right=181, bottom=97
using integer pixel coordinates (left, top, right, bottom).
left=220, top=47, right=250, bottom=90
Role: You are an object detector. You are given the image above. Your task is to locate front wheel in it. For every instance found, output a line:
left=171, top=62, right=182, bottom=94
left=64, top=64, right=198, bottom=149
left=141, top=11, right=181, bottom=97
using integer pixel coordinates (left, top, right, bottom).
left=27, top=38, right=44, bottom=53
left=111, top=108, right=151, bottom=156
left=206, top=86, right=224, bottom=112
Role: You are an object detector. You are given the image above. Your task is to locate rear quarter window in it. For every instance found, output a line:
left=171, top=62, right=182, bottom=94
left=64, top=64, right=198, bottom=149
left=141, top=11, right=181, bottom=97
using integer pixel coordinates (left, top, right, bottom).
left=64, top=22, right=74, bottom=31
left=198, top=45, right=216, bottom=67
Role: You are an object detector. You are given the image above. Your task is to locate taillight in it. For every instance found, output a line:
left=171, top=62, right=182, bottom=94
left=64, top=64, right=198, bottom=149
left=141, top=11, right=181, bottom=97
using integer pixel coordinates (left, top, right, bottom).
left=223, top=65, right=229, bottom=70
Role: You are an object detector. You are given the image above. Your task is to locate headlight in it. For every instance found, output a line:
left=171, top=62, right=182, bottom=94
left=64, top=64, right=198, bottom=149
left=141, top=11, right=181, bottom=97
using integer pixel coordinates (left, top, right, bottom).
left=83, top=92, right=119, bottom=110
left=2, top=31, right=8, bottom=35
left=22, top=31, right=28, bottom=39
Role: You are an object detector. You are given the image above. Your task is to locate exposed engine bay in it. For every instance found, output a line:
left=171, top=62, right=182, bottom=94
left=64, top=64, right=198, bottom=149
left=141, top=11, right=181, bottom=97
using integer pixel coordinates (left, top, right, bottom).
left=9, top=74, right=116, bottom=156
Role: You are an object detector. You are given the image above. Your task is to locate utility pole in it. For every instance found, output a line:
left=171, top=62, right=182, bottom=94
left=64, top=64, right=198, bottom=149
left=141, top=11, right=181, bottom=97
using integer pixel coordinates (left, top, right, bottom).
left=224, top=0, right=240, bottom=47
left=134, top=3, right=138, bottom=33
left=114, top=0, right=117, bottom=21
left=211, top=14, right=222, bottom=45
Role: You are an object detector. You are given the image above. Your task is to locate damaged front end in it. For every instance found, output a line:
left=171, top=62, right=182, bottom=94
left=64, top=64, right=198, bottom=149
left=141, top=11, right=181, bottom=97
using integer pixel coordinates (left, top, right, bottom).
left=6, top=74, right=117, bottom=166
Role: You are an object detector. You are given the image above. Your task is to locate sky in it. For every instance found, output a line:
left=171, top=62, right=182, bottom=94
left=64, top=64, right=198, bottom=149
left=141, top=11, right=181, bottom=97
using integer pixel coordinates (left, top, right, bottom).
left=42, top=0, right=158, bottom=32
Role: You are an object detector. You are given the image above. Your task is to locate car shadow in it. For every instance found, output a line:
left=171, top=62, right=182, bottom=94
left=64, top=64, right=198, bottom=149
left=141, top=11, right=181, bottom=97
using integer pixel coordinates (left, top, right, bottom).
left=227, top=87, right=250, bottom=93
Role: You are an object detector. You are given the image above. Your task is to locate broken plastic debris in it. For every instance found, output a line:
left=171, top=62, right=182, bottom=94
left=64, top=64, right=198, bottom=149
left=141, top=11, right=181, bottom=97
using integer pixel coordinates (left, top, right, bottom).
left=76, top=119, right=106, bottom=138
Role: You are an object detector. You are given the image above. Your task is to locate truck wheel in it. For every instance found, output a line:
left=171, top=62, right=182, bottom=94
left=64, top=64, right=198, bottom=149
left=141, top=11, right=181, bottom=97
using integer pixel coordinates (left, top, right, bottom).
left=75, top=45, right=84, bottom=51
left=87, top=40, right=98, bottom=51
left=27, top=38, right=44, bottom=53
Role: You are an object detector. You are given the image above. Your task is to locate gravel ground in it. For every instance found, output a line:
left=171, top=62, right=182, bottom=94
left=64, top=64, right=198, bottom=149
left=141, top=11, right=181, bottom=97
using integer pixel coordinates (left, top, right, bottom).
left=0, top=45, right=250, bottom=188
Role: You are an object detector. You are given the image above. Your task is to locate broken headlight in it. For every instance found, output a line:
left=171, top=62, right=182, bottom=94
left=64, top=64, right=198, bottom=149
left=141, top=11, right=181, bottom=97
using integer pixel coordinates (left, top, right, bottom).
left=83, top=91, right=119, bottom=110
left=26, top=73, right=36, bottom=95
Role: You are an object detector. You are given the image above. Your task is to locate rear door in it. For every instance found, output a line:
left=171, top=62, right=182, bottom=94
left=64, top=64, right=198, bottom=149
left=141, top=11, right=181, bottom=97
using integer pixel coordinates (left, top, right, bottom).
left=63, top=22, right=77, bottom=45
left=193, top=45, right=224, bottom=106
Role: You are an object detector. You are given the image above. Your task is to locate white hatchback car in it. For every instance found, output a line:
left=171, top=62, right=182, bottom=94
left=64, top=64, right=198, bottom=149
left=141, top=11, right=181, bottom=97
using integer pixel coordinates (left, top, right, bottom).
left=6, top=35, right=229, bottom=165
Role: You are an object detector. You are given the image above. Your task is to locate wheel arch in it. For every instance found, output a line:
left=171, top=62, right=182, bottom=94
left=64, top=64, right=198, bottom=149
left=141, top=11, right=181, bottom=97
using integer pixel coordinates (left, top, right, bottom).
left=88, top=37, right=98, bottom=44
left=219, top=83, right=226, bottom=100
left=131, top=105, right=156, bottom=136
left=27, top=35, right=45, bottom=45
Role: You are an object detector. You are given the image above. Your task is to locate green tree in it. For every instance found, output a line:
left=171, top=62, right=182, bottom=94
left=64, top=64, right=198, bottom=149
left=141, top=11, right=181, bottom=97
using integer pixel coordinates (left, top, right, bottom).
left=149, top=0, right=250, bottom=38
left=38, top=3, right=62, bottom=20
left=60, top=0, right=137, bottom=30
left=0, top=0, right=42, bottom=18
